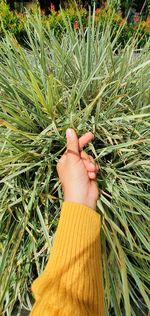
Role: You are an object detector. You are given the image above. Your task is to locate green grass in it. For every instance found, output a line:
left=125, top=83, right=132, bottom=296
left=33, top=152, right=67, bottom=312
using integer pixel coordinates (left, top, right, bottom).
left=0, top=8, right=150, bottom=316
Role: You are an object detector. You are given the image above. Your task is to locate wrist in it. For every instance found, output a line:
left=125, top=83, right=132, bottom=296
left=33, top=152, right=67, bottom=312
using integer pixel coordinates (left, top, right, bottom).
left=64, top=195, right=96, bottom=211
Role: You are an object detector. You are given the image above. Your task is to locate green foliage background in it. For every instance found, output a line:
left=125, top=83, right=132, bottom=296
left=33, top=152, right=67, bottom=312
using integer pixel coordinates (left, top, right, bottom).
left=0, top=0, right=150, bottom=47
left=0, top=7, right=150, bottom=316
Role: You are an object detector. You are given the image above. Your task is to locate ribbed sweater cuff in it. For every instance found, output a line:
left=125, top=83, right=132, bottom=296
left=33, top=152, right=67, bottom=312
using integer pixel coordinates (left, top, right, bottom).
left=47, top=201, right=101, bottom=266
left=31, top=202, right=104, bottom=316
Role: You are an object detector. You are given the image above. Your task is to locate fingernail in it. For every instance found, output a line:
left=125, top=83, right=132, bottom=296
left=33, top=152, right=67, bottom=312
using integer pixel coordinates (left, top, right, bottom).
left=66, top=128, right=73, bottom=138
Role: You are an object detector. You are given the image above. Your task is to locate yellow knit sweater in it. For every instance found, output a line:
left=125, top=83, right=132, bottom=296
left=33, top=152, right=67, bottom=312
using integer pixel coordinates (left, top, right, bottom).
left=30, top=201, right=104, bottom=316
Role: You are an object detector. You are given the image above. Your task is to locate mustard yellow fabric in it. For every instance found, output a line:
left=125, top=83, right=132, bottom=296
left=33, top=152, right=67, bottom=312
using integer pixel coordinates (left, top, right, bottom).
left=30, top=201, right=104, bottom=316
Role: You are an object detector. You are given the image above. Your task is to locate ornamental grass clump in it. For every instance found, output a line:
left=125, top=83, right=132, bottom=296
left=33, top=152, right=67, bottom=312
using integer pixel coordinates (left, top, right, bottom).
left=0, top=9, right=150, bottom=316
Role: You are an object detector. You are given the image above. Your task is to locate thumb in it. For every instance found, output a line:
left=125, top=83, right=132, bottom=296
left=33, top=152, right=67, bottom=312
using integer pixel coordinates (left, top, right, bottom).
left=66, top=128, right=80, bottom=157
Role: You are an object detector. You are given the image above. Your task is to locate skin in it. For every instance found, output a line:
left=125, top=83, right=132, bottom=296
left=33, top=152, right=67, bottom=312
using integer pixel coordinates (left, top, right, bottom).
left=56, top=128, right=100, bottom=210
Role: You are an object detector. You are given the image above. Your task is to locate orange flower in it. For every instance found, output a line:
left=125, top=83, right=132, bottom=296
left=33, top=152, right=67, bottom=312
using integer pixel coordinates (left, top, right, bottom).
left=146, top=15, right=150, bottom=27
left=146, top=15, right=150, bottom=23
left=95, top=8, right=100, bottom=15
left=74, top=20, right=79, bottom=29
left=134, top=15, right=140, bottom=23
left=119, top=18, right=126, bottom=26
left=50, top=4, right=55, bottom=11
left=102, top=1, right=106, bottom=9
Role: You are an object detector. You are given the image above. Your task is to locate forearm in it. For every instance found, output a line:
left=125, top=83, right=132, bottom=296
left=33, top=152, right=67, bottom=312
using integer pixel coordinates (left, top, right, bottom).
left=30, top=202, right=104, bottom=316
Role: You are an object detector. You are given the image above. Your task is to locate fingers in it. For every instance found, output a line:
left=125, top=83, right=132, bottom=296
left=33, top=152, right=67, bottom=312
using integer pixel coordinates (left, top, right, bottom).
left=81, top=150, right=100, bottom=180
left=81, top=151, right=99, bottom=173
left=58, top=129, right=98, bottom=170
left=78, top=132, right=99, bottom=179
left=81, top=151, right=96, bottom=171
left=88, top=155, right=100, bottom=172
left=57, top=129, right=100, bottom=183
left=66, top=128, right=80, bottom=157
left=79, top=132, right=94, bottom=151
left=88, top=172, right=97, bottom=180
left=88, top=155, right=99, bottom=173
left=65, top=129, right=94, bottom=157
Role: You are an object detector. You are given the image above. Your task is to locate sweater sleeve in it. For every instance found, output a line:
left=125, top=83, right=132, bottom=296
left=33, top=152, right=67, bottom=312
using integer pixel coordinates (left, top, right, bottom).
left=30, top=201, right=104, bottom=316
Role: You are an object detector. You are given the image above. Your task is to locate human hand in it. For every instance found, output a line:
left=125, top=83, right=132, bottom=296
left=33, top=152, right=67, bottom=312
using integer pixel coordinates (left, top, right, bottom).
left=56, top=128, right=100, bottom=210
